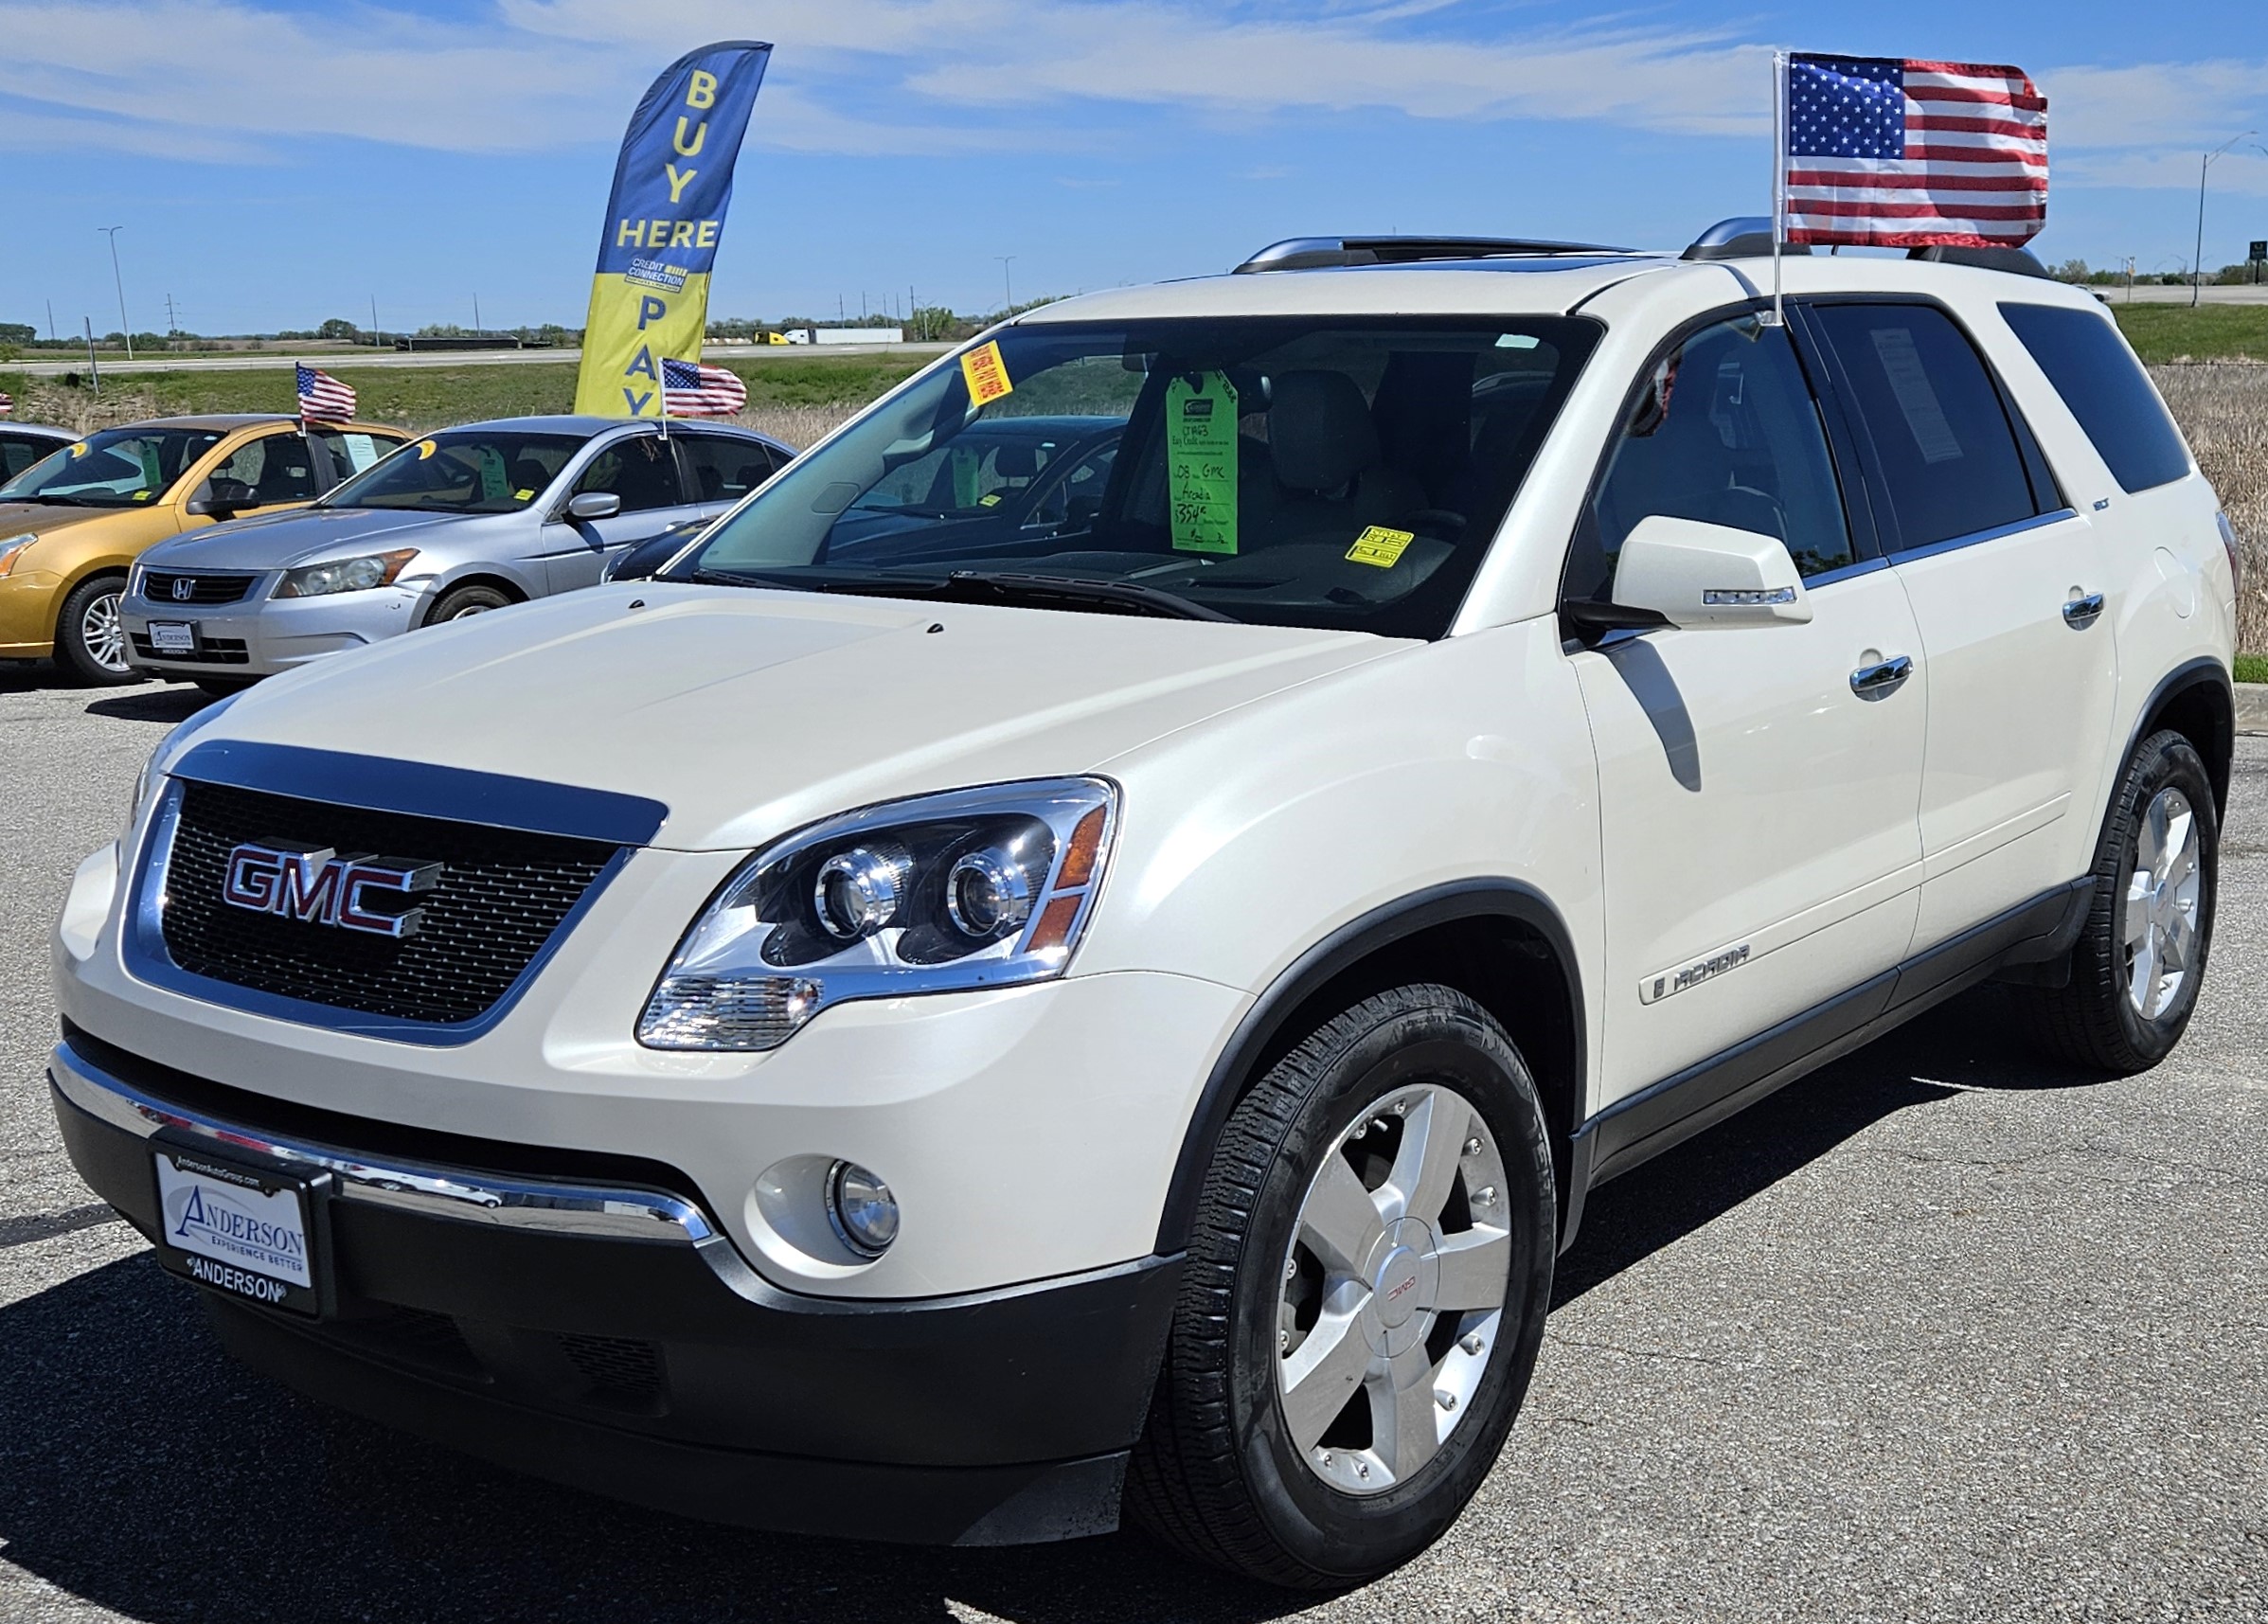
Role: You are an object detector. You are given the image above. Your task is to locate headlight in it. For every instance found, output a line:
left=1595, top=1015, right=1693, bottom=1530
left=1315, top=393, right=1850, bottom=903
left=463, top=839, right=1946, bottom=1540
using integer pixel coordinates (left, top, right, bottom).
left=0, top=534, right=38, bottom=576
left=638, top=777, right=1117, bottom=1051
left=275, top=548, right=418, bottom=598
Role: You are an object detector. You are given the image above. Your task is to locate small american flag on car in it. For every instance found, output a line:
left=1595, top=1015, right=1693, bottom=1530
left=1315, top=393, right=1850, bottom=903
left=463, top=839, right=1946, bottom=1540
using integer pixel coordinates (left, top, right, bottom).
left=295, top=364, right=357, bottom=423
left=1782, top=54, right=2046, bottom=248
left=0, top=391, right=12, bottom=417
left=662, top=358, right=747, bottom=418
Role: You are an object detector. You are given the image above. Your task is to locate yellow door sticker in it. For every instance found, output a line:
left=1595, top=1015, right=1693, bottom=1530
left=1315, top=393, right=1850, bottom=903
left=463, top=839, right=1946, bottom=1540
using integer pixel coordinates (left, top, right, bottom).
left=1346, top=526, right=1416, bottom=568
left=960, top=341, right=1014, bottom=407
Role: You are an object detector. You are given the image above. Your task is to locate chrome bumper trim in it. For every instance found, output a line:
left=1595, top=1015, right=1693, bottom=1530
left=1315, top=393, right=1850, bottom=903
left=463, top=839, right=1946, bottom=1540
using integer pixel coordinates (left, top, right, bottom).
left=48, top=1038, right=716, bottom=1245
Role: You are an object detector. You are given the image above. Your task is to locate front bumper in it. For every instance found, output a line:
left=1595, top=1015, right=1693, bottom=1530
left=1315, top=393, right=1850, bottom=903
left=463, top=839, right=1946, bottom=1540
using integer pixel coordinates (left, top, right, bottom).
left=120, top=580, right=422, bottom=677
left=0, top=568, right=63, bottom=658
left=50, top=1029, right=1180, bottom=1545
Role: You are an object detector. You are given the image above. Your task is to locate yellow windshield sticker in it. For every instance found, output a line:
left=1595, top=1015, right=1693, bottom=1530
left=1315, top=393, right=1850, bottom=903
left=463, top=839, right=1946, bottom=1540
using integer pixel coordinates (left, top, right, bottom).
left=978, top=491, right=1003, bottom=508
left=1165, top=370, right=1238, bottom=556
left=514, top=488, right=535, bottom=501
left=69, top=442, right=88, bottom=457
left=415, top=438, right=438, bottom=459
left=1346, top=526, right=1416, bottom=568
left=960, top=341, right=1014, bottom=406
left=133, top=490, right=152, bottom=501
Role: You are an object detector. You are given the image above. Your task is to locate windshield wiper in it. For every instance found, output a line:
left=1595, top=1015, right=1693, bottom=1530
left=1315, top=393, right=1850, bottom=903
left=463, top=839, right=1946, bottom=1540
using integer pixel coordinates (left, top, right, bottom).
left=5, top=492, right=94, bottom=506
left=683, top=565, right=1230, bottom=622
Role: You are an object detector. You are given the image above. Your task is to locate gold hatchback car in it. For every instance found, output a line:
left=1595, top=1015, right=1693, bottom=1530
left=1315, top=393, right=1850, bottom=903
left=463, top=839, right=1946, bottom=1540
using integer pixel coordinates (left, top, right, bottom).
left=0, top=413, right=406, bottom=682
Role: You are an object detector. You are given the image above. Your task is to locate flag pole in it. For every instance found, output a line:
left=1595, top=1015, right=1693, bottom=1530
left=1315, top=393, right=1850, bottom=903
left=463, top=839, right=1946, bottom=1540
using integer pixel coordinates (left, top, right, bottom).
left=1768, top=49, right=1787, bottom=328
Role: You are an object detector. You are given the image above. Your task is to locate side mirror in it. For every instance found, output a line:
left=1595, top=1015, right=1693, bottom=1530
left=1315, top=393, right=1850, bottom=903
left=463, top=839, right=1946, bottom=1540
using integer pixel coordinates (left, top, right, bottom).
left=1610, top=514, right=1813, bottom=629
left=185, top=478, right=258, bottom=518
left=566, top=491, right=621, bottom=521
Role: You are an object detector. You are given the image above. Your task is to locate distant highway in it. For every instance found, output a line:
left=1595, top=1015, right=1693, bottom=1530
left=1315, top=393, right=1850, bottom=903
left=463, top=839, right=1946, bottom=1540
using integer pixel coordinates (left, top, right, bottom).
left=6, top=342, right=952, bottom=379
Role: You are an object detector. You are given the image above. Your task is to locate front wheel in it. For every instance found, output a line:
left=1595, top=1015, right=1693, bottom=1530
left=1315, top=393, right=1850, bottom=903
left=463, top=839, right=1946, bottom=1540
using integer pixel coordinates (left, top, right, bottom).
left=1127, top=985, right=1556, bottom=1588
left=2019, top=728, right=2219, bottom=1072
left=54, top=575, right=136, bottom=686
left=424, top=583, right=514, bottom=625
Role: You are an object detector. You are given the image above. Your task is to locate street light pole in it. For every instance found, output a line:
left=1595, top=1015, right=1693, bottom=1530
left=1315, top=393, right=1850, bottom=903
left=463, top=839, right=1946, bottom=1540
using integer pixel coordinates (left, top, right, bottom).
left=2193, top=132, right=2258, bottom=309
left=98, top=226, right=133, bottom=361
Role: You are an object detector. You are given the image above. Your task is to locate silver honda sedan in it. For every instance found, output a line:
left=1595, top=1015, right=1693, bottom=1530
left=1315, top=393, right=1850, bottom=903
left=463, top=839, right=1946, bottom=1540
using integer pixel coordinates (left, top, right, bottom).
left=120, top=415, right=792, bottom=690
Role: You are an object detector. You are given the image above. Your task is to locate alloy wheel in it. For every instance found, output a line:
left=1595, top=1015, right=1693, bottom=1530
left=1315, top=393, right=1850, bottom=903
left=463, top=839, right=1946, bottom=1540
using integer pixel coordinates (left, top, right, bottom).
left=81, top=590, right=128, bottom=673
left=2124, top=785, right=2202, bottom=1021
left=1277, top=1081, right=1511, bottom=1495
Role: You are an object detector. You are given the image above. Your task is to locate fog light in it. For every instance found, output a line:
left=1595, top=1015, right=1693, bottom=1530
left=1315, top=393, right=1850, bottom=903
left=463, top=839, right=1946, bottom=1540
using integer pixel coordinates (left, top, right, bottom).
left=826, top=1160, right=899, bottom=1258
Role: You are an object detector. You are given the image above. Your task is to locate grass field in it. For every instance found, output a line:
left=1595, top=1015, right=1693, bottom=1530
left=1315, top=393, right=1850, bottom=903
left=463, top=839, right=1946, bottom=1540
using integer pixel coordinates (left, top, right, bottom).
left=0, top=354, right=930, bottom=447
left=2115, top=304, right=2268, bottom=364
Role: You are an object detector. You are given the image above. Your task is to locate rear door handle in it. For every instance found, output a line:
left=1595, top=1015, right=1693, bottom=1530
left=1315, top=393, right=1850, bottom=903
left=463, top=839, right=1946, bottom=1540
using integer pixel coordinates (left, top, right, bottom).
left=1849, top=654, right=1913, bottom=698
left=2063, top=592, right=2105, bottom=628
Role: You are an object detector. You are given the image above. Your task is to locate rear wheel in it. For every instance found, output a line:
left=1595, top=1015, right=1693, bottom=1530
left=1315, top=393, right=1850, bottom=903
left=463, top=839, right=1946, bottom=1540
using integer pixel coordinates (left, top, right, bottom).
left=1127, top=985, right=1556, bottom=1588
left=2019, top=729, right=2218, bottom=1072
left=425, top=583, right=513, bottom=625
left=54, top=575, right=135, bottom=686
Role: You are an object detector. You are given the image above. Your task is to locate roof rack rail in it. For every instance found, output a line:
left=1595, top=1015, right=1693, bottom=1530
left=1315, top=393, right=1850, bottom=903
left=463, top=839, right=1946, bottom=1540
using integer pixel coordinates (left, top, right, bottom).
left=1682, top=217, right=1810, bottom=261
left=1906, top=243, right=2050, bottom=278
left=1233, top=235, right=1634, bottom=274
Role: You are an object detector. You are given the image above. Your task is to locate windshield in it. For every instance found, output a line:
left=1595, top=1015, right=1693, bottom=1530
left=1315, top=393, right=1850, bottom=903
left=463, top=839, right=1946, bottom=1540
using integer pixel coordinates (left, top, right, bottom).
left=677, top=316, right=1599, bottom=637
left=322, top=431, right=585, bottom=513
left=0, top=427, right=224, bottom=507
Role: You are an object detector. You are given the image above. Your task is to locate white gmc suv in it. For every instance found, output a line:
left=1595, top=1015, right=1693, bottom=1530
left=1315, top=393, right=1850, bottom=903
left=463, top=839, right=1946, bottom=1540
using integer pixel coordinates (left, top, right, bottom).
left=49, top=222, right=2240, bottom=1587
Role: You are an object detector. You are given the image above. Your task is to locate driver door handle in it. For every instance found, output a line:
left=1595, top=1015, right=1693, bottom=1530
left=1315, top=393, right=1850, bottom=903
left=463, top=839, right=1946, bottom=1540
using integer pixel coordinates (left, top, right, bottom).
left=1849, top=654, right=1913, bottom=698
left=2063, top=592, right=2105, bottom=629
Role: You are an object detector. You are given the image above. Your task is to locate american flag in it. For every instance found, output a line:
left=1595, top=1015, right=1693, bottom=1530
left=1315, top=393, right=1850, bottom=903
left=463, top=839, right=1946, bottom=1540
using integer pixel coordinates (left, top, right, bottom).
left=295, top=364, right=357, bottom=423
left=0, top=391, right=11, bottom=417
left=661, top=358, right=747, bottom=418
left=1783, top=55, right=2046, bottom=248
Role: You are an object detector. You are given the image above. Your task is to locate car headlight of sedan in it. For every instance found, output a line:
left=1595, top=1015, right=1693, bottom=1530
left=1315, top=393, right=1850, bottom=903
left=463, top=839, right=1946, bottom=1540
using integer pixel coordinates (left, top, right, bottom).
left=0, top=534, right=39, bottom=576
left=274, top=548, right=418, bottom=598
left=638, top=778, right=1117, bottom=1051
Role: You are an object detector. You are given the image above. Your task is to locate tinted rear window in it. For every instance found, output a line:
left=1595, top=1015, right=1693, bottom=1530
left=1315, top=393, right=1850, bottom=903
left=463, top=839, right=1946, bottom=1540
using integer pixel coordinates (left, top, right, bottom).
left=1999, top=303, right=2189, bottom=494
left=1810, top=302, right=2042, bottom=552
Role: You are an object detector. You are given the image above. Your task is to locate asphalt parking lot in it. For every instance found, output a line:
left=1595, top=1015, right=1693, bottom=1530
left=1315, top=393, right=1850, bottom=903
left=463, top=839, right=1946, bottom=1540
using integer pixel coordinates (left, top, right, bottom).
left=2, top=669, right=2262, bottom=1624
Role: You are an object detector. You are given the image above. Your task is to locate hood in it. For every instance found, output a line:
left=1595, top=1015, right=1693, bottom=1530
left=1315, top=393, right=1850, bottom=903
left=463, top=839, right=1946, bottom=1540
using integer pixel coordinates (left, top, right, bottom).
left=141, top=506, right=497, bottom=570
left=0, top=503, right=128, bottom=541
left=187, top=582, right=1398, bottom=850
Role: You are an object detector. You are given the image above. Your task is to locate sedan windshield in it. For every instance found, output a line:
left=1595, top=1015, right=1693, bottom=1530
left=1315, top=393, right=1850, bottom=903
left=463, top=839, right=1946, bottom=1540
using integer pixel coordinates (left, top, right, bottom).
left=678, top=316, right=1598, bottom=637
left=322, top=431, right=586, bottom=514
left=0, top=427, right=224, bottom=507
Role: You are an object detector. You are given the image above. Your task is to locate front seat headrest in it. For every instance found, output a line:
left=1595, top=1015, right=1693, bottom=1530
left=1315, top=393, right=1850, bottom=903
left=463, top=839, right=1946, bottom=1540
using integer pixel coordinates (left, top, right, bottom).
left=1268, top=371, right=1380, bottom=492
left=991, top=441, right=1041, bottom=479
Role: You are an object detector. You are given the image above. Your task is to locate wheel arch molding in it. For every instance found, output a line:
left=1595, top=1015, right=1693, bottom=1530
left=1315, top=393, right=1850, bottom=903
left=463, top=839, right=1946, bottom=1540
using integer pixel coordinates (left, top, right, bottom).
left=1153, top=879, right=1587, bottom=1258
left=2121, top=657, right=2235, bottom=818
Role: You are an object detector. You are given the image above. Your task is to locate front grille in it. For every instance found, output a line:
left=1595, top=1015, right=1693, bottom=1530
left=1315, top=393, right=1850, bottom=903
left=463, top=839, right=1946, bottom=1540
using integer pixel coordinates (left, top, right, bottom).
left=143, top=571, right=257, bottom=605
left=130, top=634, right=249, bottom=665
left=159, top=779, right=618, bottom=1025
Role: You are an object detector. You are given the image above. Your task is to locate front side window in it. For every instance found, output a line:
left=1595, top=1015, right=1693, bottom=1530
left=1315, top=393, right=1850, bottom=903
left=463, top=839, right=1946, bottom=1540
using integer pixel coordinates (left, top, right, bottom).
left=1808, top=302, right=2042, bottom=550
left=679, top=316, right=1601, bottom=638
left=1998, top=302, right=2189, bottom=494
left=574, top=434, right=683, bottom=513
left=1570, top=315, right=1853, bottom=602
left=311, top=429, right=407, bottom=488
left=204, top=432, right=317, bottom=506
left=0, top=427, right=223, bottom=508
left=322, top=431, right=584, bottom=513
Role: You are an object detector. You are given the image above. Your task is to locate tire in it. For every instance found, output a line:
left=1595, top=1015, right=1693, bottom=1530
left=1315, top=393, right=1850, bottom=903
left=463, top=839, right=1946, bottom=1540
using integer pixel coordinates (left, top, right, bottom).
left=53, top=574, right=136, bottom=686
left=2019, top=728, right=2218, bottom=1073
left=424, top=583, right=514, bottom=625
left=193, top=676, right=258, bottom=698
left=1127, top=985, right=1556, bottom=1588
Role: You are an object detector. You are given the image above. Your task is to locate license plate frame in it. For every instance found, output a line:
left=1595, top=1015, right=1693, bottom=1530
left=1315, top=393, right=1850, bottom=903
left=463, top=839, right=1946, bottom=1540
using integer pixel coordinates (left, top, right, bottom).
left=148, top=620, right=198, bottom=656
left=151, top=1133, right=332, bottom=1318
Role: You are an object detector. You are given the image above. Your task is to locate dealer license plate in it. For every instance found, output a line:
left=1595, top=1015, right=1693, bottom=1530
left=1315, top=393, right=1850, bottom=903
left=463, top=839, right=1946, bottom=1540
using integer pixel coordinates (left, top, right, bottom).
left=152, top=1142, right=327, bottom=1316
left=148, top=620, right=196, bottom=655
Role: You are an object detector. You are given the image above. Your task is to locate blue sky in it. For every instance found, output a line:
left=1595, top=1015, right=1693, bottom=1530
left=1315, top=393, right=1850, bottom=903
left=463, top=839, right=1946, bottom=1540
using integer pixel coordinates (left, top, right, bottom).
left=5, top=0, right=2266, bottom=335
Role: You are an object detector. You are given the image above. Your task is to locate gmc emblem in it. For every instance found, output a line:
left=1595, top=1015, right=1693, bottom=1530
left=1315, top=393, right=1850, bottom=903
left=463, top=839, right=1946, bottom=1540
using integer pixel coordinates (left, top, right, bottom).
left=222, top=840, right=441, bottom=938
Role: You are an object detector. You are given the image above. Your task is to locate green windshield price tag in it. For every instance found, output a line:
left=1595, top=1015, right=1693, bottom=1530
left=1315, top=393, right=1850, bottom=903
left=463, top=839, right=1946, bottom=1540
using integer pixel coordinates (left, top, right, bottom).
left=1166, top=370, right=1238, bottom=556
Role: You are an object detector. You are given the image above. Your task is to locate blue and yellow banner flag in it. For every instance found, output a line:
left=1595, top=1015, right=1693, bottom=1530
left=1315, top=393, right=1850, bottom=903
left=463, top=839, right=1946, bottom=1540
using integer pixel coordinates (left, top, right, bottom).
left=575, top=41, right=771, bottom=418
